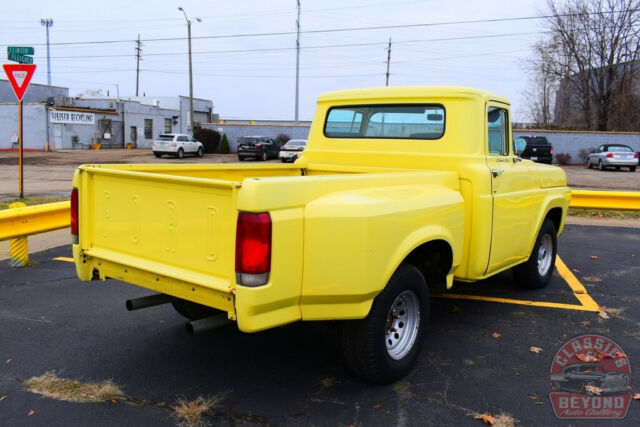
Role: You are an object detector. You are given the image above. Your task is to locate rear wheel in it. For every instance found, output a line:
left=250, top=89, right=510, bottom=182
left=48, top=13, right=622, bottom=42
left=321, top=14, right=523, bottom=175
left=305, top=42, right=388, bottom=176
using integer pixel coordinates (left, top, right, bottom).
left=615, top=166, right=621, bottom=171
left=630, top=166, right=636, bottom=172
left=513, top=218, right=557, bottom=289
left=177, top=148, right=184, bottom=159
left=171, top=300, right=220, bottom=321
left=342, top=264, right=429, bottom=384
left=154, top=152, right=162, bottom=158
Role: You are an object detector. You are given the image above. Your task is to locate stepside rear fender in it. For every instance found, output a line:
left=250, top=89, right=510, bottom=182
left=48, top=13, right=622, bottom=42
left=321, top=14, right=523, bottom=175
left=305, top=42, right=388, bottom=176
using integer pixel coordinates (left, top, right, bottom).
left=300, top=183, right=464, bottom=320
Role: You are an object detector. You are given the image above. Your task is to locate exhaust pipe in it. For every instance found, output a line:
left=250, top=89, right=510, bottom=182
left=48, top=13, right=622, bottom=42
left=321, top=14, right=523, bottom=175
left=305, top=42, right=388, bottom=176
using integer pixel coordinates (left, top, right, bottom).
left=126, top=293, right=175, bottom=311
left=186, top=314, right=233, bottom=334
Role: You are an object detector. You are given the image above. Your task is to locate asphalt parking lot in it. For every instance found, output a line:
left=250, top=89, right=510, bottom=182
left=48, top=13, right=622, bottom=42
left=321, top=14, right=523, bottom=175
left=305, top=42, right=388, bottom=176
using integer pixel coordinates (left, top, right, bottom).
left=1, top=224, right=639, bottom=426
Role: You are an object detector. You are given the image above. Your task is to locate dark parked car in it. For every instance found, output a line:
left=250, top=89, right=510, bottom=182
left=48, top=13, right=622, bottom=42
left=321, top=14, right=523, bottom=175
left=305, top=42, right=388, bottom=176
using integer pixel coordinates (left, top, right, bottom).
left=550, top=363, right=632, bottom=395
left=237, top=136, right=280, bottom=161
left=515, top=135, right=553, bottom=164
left=586, top=144, right=638, bottom=172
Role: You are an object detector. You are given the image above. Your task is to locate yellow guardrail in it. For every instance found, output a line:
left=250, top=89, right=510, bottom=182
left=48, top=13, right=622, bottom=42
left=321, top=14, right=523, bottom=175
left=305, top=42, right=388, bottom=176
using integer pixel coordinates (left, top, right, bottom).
left=569, top=190, right=640, bottom=211
left=0, top=201, right=70, bottom=242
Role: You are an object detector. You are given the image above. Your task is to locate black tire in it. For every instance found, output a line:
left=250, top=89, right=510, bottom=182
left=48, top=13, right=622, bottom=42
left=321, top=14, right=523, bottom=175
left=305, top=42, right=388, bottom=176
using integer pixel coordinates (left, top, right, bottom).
left=177, top=148, right=184, bottom=159
left=281, top=158, right=287, bottom=162
left=171, top=299, right=220, bottom=321
left=261, top=151, right=267, bottom=161
left=615, top=166, right=621, bottom=171
left=513, top=218, right=557, bottom=289
left=630, top=166, right=636, bottom=172
left=154, top=152, right=162, bottom=158
left=342, top=264, right=429, bottom=384
left=598, top=160, right=604, bottom=171
left=197, top=147, right=203, bottom=157
left=238, top=156, right=244, bottom=161
left=586, top=159, right=592, bottom=169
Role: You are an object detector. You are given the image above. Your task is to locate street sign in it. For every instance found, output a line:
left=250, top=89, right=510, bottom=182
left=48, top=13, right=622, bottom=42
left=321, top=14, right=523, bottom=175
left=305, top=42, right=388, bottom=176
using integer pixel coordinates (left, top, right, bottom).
left=7, top=53, right=34, bottom=64
left=7, top=46, right=34, bottom=55
left=2, top=64, right=37, bottom=101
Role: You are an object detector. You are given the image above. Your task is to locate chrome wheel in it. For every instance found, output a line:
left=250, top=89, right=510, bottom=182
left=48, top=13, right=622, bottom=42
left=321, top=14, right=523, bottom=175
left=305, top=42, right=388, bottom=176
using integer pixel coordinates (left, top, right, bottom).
left=537, top=234, right=553, bottom=276
left=385, top=290, right=420, bottom=360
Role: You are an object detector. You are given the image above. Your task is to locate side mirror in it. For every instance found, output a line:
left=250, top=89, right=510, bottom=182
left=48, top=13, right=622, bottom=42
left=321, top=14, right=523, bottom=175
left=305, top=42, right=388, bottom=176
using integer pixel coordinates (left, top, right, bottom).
left=515, top=139, right=526, bottom=155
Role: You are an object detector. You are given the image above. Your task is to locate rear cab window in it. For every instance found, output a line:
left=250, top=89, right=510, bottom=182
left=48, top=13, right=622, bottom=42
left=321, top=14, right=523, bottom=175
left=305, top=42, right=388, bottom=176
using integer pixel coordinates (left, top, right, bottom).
left=324, top=104, right=445, bottom=139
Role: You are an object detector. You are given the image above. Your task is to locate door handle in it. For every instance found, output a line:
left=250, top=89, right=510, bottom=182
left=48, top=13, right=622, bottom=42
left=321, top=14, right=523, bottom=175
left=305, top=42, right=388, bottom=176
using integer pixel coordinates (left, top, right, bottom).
left=491, top=169, right=505, bottom=177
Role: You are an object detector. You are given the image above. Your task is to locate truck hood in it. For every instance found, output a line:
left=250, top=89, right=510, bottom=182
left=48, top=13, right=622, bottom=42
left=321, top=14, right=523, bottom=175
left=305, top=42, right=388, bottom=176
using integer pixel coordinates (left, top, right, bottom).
left=531, top=162, right=567, bottom=188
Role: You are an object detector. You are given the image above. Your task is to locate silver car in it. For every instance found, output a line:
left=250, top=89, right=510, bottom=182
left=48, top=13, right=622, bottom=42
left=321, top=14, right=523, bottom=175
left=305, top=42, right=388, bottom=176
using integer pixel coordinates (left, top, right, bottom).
left=586, top=144, right=638, bottom=172
left=278, top=139, right=307, bottom=163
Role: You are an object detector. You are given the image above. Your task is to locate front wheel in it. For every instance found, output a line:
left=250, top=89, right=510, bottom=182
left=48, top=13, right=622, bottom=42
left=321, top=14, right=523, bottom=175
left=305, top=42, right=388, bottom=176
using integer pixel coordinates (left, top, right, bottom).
left=342, top=264, right=429, bottom=384
left=176, top=148, right=184, bottom=159
left=197, top=147, right=203, bottom=157
left=586, top=159, right=592, bottom=169
left=598, top=160, right=604, bottom=171
left=513, top=218, right=557, bottom=289
left=261, top=151, right=267, bottom=161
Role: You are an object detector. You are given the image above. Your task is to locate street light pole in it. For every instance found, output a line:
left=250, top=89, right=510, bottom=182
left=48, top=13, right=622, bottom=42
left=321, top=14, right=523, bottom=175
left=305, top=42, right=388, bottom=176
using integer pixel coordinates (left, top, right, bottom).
left=178, top=7, right=199, bottom=135
left=40, top=18, right=53, bottom=86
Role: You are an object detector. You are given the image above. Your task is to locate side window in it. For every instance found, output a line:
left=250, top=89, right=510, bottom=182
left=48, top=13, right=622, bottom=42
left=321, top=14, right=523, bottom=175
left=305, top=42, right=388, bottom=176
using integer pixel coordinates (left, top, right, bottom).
left=487, top=107, right=509, bottom=156
left=177, top=136, right=188, bottom=142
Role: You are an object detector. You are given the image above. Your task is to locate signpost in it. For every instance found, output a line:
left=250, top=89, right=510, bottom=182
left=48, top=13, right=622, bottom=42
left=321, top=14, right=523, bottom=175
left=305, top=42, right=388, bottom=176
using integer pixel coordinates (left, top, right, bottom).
left=3, top=63, right=37, bottom=198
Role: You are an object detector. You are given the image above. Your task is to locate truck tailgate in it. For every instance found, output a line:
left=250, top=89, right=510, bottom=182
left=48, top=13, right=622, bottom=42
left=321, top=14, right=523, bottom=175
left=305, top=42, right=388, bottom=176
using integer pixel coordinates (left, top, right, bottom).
left=78, top=167, right=239, bottom=295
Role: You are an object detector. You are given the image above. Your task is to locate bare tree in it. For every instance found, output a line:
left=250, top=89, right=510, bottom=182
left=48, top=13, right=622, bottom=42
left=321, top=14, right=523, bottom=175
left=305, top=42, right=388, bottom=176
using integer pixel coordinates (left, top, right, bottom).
left=523, top=40, right=558, bottom=127
left=535, top=0, right=640, bottom=130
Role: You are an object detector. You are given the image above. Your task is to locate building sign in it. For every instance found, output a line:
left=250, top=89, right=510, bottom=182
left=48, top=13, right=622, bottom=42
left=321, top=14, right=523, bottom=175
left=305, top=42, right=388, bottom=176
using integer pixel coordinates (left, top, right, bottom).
left=49, top=110, right=95, bottom=125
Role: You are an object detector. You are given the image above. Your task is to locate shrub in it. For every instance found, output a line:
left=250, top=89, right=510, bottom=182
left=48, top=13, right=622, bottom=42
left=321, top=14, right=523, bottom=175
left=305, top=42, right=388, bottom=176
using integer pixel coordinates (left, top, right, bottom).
left=220, top=134, right=230, bottom=154
left=578, top=147, right=595, bottom=163
left=193, top=127, right=221, bottom=153
left=555, top=152, right=571, bottom=165
left=275, top=133, right=290, bottom=146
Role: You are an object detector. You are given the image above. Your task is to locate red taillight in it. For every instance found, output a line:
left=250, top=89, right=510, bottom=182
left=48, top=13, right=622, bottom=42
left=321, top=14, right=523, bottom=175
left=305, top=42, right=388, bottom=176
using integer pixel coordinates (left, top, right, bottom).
left=634, top=153, right=639, bottom=158
left=550, top=145, right=553, bottom=154
left=235, top=212, right=271, bottom=286
left=607, top=153, right=614, bottom=158
left=70, top=188, right=79, bottom=236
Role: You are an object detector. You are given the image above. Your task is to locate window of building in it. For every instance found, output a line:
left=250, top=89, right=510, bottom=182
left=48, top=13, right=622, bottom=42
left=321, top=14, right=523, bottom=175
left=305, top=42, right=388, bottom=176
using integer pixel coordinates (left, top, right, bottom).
left=144, top=119, right=153, bottom=139
left=164, top=118, right=172, bottom=133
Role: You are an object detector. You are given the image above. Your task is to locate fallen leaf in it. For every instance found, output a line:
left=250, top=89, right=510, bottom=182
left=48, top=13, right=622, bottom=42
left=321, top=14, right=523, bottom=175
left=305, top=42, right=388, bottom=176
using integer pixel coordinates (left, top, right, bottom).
left=5, top=359, right=11, bottom=363
left=633, top=393, right=640, bottom=400
left=27, top=410, right=34, bottom=416
left=598, top=310, right=610, bottom=320
left=535, top=401, right=544, bottom=405
left=530, top=346, right=543, bottom=354
left=491, top=332, right=501, bottom=339
left=111, top=399, right=117, bottom=403
left=474, top=413, right=496, bottom=425
left=574, top=289, right=586, bottom=294
left=528, top=394, right=538, bottom=400
left=189, top=401, right=195, bottom=407
left=373, top=404, right=381, bottom=409
left=596, top=350, right=612, bottom=359
left=584, top=385, right=602, bottom=395
left=615, top=352, right=626, bottom=359
left=583, top=276, right=601, bottom=283
left=580, top=320, right=590, bottom=327
left=0, top=395, right=7, bottom=401
left=572, top=268, right=580, bottom=273
left=590, top=255, right=598, bottom=260
left=577, top=353, right=600, bottom=363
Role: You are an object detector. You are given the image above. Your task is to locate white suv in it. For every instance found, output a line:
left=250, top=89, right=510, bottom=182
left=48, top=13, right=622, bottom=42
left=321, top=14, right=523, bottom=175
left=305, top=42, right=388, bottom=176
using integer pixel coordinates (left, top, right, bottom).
left=153, top=134, right=204, bottom=159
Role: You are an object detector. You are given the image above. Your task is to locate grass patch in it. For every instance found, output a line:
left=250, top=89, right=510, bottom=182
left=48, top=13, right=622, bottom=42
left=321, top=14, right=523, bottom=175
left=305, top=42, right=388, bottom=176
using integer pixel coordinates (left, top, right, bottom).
left=568, top=208, right=640, bottom=220
left=172, top=394, right=226, bottom=427
left=0, top=196, right=69, bottom=210
left=23, top=371, right=125, bottom=403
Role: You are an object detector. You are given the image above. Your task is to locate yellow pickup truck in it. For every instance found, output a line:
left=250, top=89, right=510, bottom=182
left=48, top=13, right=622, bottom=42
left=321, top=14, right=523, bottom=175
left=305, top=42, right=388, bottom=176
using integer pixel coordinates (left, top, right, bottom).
left=71, top=86, right=570, bottom=383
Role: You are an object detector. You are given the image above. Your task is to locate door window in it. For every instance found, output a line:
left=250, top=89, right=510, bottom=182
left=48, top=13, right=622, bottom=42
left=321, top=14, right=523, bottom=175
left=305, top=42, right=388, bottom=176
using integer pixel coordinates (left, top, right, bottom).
left=488, top=107, right=509, bottom=156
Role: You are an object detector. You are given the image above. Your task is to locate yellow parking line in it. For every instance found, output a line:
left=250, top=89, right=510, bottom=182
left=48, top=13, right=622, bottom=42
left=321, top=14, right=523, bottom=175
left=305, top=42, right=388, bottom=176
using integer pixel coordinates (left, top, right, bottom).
left=53, top=257, right=74, bottom=263
left=432, top=256, right=600, bottom=312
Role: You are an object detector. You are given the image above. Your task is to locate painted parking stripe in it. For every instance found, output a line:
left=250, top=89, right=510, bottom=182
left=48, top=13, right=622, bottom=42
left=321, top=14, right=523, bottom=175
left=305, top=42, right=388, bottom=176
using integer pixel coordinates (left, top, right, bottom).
left=432, top=256, right=600, bottom=312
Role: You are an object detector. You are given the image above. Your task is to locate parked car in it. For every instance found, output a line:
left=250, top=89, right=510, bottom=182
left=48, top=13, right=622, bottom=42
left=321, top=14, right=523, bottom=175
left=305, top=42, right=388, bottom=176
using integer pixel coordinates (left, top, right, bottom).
left=550, top=363, right=632, bottom=395
left=279, top=139, right=307, bottom=162
left=515, top=135, right=553, bottom=164
left=237, top=136, right=280, bottom=161
left=586, top=144, right=638, bottom=172
left=153, top=134, right=204, bottom=159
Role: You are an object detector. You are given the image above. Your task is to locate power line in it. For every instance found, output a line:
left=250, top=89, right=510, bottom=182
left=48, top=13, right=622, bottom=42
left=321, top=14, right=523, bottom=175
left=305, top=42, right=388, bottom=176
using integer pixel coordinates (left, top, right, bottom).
left=11, top=11, right=624, bottom=47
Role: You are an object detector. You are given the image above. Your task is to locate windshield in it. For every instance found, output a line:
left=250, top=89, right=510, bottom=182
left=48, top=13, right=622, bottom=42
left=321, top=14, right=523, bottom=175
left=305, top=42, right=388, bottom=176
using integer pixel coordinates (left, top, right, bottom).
left=324, top=104, right=445, bottom=139
left=286, top=140, right=306, bottom=147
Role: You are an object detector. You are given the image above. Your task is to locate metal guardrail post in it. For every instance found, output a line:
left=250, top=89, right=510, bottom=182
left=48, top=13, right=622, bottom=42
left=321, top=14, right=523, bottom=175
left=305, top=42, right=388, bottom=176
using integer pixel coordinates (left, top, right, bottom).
left=8, top=202, right=30, bottom=267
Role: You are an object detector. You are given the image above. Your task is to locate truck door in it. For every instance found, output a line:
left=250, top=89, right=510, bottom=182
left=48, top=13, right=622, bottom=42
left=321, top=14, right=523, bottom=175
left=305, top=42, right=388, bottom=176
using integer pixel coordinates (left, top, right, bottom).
left=484, top=104, right=537, bottom=275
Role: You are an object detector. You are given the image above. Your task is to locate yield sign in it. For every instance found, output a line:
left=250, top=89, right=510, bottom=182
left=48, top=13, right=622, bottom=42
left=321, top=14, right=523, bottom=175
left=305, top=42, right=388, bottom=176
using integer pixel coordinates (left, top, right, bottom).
left=3, top=64, right=37, bottom=101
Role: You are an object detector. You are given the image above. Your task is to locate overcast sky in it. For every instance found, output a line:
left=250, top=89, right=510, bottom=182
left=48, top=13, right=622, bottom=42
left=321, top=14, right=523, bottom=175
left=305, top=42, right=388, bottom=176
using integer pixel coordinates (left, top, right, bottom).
left=1, top=0, right=549, bottom=121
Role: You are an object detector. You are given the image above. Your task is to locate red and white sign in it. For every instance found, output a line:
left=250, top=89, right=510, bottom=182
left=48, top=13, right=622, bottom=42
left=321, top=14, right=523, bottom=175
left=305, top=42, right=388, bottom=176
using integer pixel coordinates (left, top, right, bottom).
left=2, top=64, right=37, bottom=101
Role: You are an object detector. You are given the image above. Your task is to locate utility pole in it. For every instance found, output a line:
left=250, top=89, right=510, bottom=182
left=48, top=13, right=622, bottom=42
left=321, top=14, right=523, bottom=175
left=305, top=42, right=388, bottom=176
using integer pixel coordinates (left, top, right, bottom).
left=40, top=19, right=53, bottom=86
left=385, top=38, right=392, bottom=86
left=135, top=34, right=141, bottom=96
left=295, top=0, right=301, bottom=123
left=178, top=7, right=200, bottom=135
